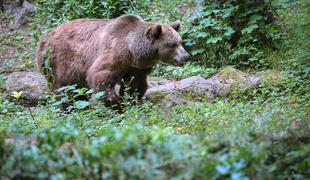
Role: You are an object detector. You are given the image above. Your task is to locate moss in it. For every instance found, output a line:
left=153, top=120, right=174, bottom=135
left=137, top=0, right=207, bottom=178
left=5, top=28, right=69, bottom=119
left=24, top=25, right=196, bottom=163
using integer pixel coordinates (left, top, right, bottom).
left=217, top=66, right=246, bottom=80
left=147, top=91, right=169, bottom=103
left=261, top=69, right=285, bottom=86
left=180, top=90, right=211, bottom=102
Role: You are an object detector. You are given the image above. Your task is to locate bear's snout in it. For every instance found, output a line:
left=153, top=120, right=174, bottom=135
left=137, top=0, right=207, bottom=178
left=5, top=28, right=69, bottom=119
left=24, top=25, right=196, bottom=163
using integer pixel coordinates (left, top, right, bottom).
left=174, top=46, right=190, bottom=66
left=181, top=52, right=190, bottom=62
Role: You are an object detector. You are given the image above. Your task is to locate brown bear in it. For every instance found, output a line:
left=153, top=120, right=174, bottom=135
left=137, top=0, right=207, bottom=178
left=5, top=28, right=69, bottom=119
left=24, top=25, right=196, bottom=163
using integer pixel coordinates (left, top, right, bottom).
left=37, top=14, right=190, bottom=112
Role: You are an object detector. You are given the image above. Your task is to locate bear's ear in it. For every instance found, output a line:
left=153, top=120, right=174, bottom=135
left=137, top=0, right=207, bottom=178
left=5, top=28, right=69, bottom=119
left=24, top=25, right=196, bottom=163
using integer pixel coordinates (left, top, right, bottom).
left=171, top=20, right=181, bottom=31
left=147, top=24, right=162, bottom=40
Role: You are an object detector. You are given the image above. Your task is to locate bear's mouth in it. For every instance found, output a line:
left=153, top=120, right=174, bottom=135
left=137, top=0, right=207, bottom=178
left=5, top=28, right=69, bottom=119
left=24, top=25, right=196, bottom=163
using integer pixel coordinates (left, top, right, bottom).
left=173, top=59, right=183, bottom=67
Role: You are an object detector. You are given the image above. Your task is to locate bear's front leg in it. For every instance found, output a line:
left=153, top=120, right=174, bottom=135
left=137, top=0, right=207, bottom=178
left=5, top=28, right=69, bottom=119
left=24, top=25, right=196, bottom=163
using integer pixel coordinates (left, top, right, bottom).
left=120, top=68, right=152, bottom=101
left=87, top=69, right=122, bottom=113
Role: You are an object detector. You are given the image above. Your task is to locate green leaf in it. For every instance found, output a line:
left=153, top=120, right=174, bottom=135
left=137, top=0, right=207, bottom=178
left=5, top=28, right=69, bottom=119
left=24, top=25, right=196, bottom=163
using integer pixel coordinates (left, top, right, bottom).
left=207, top=36, right=223, bottom=44
left=184, top=39, right=195, bottom=47
left=224, top=27, right=235, bottom=37
left=202, top=18, right=215, bottom=27
left=197, top=32, right=210, bottom=38
left=94, top=92, right=105, bottom=99
left=191, top=49, right=205, bottom=56
left=65, top=85, right=77, bottom=92
left=85, top=89, right=94, bottom=94
left=303, top=67, right=310, bottom=74
left=52, top=97, right=68, bottom=106
left=248, top=14, right=263, bottom=25
left=74, top=100, right=90, bottom=109
left=11, top=91, right=23, bottom=99
left=241, top=24, right=258, bottom=34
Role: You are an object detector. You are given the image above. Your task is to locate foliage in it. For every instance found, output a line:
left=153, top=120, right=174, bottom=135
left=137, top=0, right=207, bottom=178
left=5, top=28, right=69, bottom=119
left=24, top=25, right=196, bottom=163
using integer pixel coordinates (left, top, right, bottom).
left=1, top=96, right=309, bottom=179
left=182, top=0, right=288, bottom=69
left=277, top=0, right=310, bottom=74
left=152, top=62, right=217, bottom=79
left=31, top=0, right=147, bottom=40
left=129, top=0, right=194, bottom=22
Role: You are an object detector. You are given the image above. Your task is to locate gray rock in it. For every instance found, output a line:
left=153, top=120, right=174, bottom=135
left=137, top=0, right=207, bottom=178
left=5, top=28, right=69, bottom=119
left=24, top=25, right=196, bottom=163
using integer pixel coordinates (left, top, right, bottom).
left=145, top=67, right=270, bottom=111
left=5, top=71, right=48, bottom=104
left=207, top=67, right=248, bottom=97
left=145, top=75, right=216, bottom=113
left=148, top=76, right=175, bottom=88
left=11, top=0, right=35, bottom=30
left=1, top=0, right=35, bottom=30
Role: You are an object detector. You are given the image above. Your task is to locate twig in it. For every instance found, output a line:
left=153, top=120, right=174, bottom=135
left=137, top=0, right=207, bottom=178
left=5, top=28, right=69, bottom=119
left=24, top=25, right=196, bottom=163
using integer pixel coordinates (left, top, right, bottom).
left=28, top=107, right=37, bottom=129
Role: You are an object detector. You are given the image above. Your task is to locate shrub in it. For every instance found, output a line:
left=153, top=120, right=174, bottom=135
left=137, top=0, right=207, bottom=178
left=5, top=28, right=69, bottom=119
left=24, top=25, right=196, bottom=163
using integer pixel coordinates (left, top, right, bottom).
left=31, top=0, right=146, bottom=40
left=183, top=0, right=285, bottom=69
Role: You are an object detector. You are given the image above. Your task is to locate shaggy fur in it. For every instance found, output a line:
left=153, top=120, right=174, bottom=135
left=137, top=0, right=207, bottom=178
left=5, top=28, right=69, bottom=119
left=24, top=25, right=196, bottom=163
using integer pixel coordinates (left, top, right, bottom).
left=37, top=14, right=189, bottom=112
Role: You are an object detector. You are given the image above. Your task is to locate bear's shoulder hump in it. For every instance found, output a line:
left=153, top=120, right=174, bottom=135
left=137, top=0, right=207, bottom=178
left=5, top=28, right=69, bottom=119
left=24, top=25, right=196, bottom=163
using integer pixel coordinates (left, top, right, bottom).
left=116, top=14, right=143, bottom=23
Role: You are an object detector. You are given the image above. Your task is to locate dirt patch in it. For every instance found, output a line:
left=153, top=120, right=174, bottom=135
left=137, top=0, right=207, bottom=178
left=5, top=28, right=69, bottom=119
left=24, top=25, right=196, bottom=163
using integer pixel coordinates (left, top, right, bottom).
left=0, top=15, right=15, bottom=70
left=0, top=12, right=35, bottom=73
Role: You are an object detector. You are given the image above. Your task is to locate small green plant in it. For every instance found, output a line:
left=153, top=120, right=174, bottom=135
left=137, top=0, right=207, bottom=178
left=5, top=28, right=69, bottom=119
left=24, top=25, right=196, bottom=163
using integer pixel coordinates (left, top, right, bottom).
left=0, top=95, right=19, bottom=115
left=48, top=85, right=110, bottom=112
left=49, top=85, right=88, bottom=111
left=11, top=91, right=23, bottom=99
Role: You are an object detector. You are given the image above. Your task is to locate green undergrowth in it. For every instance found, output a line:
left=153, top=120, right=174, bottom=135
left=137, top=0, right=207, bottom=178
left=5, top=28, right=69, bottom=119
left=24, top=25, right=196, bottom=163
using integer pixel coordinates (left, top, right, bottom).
left=0, top=95, right=309, bottom=179
left=152, top=62, right=217, bottom=79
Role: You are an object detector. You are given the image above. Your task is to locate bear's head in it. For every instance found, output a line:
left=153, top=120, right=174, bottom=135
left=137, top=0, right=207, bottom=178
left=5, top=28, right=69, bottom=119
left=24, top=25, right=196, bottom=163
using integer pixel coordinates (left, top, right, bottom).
left=146, top=21, right=190, bottom=67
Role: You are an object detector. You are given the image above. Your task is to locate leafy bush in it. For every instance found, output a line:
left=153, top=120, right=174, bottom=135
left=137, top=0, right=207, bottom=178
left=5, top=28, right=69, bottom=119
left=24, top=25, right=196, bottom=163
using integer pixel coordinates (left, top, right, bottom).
left=0, top=125, right=202, bottom=179
left=130, top=0, right=194, bottom=22
left=183, top=0, right=285, bottom=68
left=32, top=0, right=147, bottom=39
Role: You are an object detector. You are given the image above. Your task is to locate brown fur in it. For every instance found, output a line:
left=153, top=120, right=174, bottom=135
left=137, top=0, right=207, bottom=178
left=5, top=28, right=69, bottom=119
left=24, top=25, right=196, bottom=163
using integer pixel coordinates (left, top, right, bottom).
left=37, top=14, right=189, bottom=112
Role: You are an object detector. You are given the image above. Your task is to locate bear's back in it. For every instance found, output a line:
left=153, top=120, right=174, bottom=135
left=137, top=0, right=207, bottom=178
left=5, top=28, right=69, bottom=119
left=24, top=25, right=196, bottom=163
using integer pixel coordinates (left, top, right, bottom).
left=47, top=19, right=110, bottom=41
left=104, top=14, right=145, bottom=36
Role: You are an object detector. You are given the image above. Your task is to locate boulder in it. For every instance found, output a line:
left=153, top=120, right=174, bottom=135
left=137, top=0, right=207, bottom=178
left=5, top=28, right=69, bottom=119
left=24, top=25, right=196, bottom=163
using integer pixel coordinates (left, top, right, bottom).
left=145, top=75, right=215, bottom=113
left=1, top=0, right=35, bottom=30
left=11, top=0, right=35, bottom=30
left=208, top=66, right=252, bottom=97
left=145, top=67, right=278, bottom=111
left=5, top=71, right=48, bottom=104
left=148, top=76, right=175, bottom=87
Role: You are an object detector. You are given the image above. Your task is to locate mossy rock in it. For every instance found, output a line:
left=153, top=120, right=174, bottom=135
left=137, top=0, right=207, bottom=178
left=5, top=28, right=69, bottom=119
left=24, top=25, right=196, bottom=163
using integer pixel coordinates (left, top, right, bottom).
left=146, top=91, right=170, bottom=103
left=145, top=67, right=284, bottom=108
left=260, top=69, right=285, bottom=86
left=209, top=67, right=248, bottom=97
left=217, top=66, right=247, bottom=81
